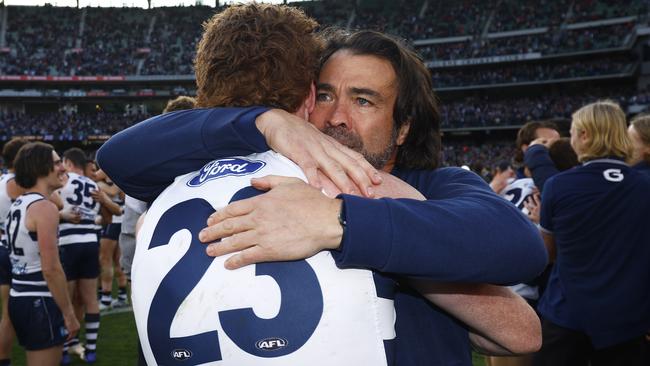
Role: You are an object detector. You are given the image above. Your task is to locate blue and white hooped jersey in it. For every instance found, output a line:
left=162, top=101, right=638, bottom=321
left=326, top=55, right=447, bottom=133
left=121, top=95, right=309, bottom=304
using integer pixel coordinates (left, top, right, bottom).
left=500, top=177, right=539, bottom=300
left=110, top=191, right=124, bottom=224
left=133, top=151, right=396, bottom=366
left=500, top=178, right=536, bottom=215
left=0, top=173, right=16, bottom=243
left=59, top=172, right=101, bottom=246
left=6, top=193, right=52, bottom=298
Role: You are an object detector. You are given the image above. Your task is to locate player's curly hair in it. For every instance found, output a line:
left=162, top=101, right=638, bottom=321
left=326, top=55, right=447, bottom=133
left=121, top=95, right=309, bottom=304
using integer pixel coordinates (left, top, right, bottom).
left=194, top=3, right=322, bottom=112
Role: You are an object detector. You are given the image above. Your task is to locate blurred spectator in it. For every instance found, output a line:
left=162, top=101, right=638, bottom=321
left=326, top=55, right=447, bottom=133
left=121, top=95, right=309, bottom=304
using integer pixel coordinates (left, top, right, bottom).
left=0, top=2, right=644, bottom=76
left=439, top=90, right=650, bottom=129
left=628, top=114, right=650, bottom=173
left=432, top=56, right=635, bottom=88
left=0, top=111, right=149, bottom=141
left=489, top=0, right=571, bottom=32
left=572, top=0, right=647, bottom=23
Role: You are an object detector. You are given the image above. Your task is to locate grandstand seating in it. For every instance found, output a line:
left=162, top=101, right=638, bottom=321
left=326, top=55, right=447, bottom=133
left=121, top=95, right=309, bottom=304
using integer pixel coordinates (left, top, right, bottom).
left=433, top=56, right=636, bottom=89
left=0, top=0, right=646, bottom=76
left=439, top=90, right=650, bottom=128
left=0, top=111, right=149, bottom=141
left=0, top=0, right=648, bottom=171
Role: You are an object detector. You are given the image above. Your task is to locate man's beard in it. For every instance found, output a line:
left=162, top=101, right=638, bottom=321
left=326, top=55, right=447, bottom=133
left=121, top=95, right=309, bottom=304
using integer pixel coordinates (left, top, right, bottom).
left=322, top=125, right=398, bottom=169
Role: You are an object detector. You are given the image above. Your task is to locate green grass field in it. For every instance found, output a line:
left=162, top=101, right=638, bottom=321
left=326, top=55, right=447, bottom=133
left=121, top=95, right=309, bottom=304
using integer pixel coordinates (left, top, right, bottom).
left=8, top=308, right=139, bottom=366
left=3, top=307, right=487, bottom=366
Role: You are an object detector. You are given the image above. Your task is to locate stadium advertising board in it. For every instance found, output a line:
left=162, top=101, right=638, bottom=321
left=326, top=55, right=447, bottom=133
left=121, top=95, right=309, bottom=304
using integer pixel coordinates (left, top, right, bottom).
left=427, top=53, right=542, bottom=68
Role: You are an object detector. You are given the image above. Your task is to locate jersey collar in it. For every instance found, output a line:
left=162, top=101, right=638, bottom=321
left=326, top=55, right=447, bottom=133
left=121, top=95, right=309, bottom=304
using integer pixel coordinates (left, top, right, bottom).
left=583, top=157, right=628, bottom=167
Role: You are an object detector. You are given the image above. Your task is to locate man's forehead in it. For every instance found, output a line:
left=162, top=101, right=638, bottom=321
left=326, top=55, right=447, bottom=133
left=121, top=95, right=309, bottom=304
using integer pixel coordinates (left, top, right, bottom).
left=318, top=50, right=397, bottom=93
left=536, top=127, right=559, bottom=138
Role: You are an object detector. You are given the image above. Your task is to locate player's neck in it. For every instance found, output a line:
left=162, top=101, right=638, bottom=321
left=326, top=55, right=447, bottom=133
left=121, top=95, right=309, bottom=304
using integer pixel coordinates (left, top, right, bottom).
left=26, top=180, right=53, bottom=198
left=67, top=167, right=85, bottom=176
left=381, top=157, right=397, bottom=173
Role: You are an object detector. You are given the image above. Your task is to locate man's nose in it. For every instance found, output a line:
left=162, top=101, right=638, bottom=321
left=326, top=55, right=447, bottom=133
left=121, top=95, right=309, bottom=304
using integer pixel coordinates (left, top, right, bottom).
left=328, top=101, right=350, bottom=129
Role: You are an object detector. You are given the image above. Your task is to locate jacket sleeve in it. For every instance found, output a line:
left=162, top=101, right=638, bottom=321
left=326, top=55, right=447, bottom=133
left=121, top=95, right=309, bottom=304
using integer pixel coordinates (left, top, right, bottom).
left=96, top=107, right=270, bottom=202
left=524, top=145, right=559, bottom=192
left=332, top=168, right=548, bottom=284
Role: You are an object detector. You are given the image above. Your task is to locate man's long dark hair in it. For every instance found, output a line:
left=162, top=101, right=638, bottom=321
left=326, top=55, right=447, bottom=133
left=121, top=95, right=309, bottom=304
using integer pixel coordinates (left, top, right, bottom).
left=320, top=30, right=441, bottom=170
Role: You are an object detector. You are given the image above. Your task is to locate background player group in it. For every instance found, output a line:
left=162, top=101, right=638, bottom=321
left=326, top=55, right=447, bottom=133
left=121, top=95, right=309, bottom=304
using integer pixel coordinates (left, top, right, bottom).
left=2, top=2, right=650, bottom=366
left=0, top=140, right=132, bottom=366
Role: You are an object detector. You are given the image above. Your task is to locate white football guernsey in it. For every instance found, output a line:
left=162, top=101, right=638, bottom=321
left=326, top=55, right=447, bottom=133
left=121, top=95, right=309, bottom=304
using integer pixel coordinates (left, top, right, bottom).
left=0, top=173, right=16, bottom=238
left=6, top=193, right=52, bottom=297
left=58, top=172, right=101, bottom=246
left=500, top=177, right=539, bottom=300
left=133, top=151, right=396, bottom=366
left=501, top=177, right=536, bottom=215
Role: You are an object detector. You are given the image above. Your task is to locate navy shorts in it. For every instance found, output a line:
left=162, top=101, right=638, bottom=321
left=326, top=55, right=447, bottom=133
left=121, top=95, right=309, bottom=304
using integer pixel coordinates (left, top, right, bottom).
left=0, top=245, right=11, bottom=285
left=9, top=296, right=68, bottom=350
left=59, top=243, right=100, bottom=280
left=101, top=223, right=122, bottom=241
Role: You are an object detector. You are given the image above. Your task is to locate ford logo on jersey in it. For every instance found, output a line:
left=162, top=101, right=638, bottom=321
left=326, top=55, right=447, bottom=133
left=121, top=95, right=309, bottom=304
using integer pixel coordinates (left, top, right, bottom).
left=255, top=337, right=289, bottom=351
left=171, top=348, right=192, bottom=361
left=187, top=158, right=266, bottom=187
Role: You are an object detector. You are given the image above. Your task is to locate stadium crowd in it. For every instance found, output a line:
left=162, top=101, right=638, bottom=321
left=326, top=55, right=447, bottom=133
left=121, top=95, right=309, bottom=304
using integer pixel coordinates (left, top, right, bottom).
left=418, top=22, right=634, bottom=61
left=440, top=89, right=650, bottom=128
left=2, top=90, right=650, bottom=145
left=0, top=0, right=646, bottom=76
left=1, top=2, right=649, bottom=366
left=432, top=56, right=635, bottom=88
left=0, top=112, right=150, bottom=141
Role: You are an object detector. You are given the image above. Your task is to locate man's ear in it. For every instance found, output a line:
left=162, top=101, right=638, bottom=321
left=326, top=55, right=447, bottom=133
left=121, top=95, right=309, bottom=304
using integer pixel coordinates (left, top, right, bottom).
left=306, top=82, right=316, bottom=115
left=296, top=82, right=316, bottom=121
left=396, top=121, right=410, bottom=146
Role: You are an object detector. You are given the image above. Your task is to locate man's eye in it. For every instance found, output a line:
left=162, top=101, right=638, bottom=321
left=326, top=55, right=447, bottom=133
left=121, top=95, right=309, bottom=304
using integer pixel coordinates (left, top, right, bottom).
left=316, top=93, right=332, bottom=102
left=357, top=97, right=372, bottom=106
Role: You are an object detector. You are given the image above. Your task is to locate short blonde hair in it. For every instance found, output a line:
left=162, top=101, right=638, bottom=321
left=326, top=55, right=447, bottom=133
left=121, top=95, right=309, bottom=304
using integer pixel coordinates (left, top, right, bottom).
left=571, top=100, right=632, bottom=162
left=630, top=114, right=650, bottom=163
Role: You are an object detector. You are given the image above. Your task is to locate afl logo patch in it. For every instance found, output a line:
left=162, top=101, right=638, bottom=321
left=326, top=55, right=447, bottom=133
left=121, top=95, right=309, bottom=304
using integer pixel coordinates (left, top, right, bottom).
left=187, top=158, right=266, bottom=187
left=171, top=349, right=192, bottom=361
left=255, top=337, right=288, bottom=351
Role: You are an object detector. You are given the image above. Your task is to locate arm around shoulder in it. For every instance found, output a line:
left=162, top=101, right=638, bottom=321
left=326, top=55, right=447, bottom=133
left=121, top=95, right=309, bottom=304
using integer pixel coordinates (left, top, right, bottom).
left=97, top=107, right=269, bottom=202
left=412, top=280, right=541, bottom=356
left=333, top=168, right=548, bottom=284
left=524, top=144, right=559, bottom=192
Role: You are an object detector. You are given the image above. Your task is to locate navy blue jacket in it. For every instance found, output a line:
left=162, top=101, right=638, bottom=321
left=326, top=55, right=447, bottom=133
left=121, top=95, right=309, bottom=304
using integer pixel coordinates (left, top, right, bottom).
left=634, top=160, right=650, bottom=176
left=523, top=145, right=559, bottom=192
left=98, top=107, right=547, bottom=365
left=538, top=159, right=650, bottom=348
